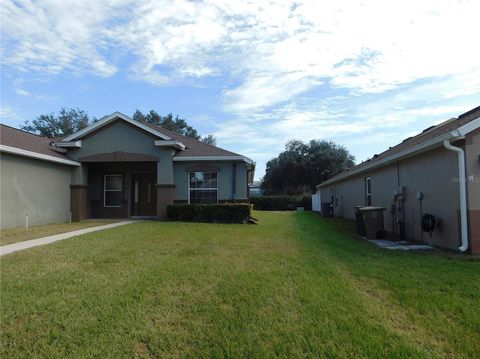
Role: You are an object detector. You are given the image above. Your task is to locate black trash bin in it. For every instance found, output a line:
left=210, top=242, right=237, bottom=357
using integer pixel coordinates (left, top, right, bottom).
left=354, top=206, right=366, bottom=236
left=359, top=206, right=386, bottom=239
left=321, top=202, right=333, bottom=218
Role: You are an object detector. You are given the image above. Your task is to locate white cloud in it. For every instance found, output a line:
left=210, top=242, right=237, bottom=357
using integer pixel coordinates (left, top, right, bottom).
left=1, top=0, right=124, bottom=76
left=0, top=104, right=22, bottom=121
left=2, top=0, right=479, bottom=178
left=212, top=82, right=478, bottom=177
left=3, top=0, right=479, bottom=107
left=14, top=88, right=30, bottom=97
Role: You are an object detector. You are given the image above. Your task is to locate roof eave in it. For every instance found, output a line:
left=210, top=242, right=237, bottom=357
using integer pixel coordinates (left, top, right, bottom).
left=317, top=130, right=463, bottom=188
left=457, top=116, right=480, bottom=136
left=173, top=155, right=255, bottom=164
left=54, top=140, right=82, bottom=149
left=0, top=145, right=81, bottom=167
left=154, top=140, right=185, bottom=150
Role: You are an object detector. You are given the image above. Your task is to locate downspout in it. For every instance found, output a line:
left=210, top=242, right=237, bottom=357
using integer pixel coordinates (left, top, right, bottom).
left=232, top=162, right=237, bottom=201
left=443, top=139, right=469, bottom=252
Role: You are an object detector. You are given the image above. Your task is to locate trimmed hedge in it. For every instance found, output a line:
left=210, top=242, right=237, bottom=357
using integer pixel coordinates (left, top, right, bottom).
left=249, top=196, right=298, bottom=211
left=249, top=195, right=312, bottom=211
left=167, top=204, right=252, bottom=223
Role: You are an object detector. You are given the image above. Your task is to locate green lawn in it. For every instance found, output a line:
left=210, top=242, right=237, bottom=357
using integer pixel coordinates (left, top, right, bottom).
left=1, top=212, right=479, bottom=358
left=0, top=220, right=117, bottom=246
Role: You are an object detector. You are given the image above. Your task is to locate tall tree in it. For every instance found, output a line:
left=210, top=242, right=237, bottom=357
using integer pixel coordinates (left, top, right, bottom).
left=132, top=109, right=216, bottom=144
left=132, top=110, right=201, bottom=139
left=262, top=140, right=355, bottom=195
left=21, top=108, right=94, bottom=138
left=201, top=134, right=217, bottom=146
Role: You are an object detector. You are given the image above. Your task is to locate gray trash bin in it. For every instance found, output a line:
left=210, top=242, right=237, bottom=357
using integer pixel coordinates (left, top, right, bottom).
left=354, top=206, right=366, bottom=236
left=359, top=206, right=386, bottom=239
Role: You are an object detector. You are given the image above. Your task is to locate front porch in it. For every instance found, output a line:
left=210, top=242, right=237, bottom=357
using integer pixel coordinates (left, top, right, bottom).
left=70, top=160, right=175, bottom=220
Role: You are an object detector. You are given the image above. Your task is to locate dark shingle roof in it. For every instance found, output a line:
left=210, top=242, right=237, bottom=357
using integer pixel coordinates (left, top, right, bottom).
left=0, top=124, right=70, bottom=159
left=319, top=106, right=480, bottom=186
left=141, top=122, right=244, bottom=158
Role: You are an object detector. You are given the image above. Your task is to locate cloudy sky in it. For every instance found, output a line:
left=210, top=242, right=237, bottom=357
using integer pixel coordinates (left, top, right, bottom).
left=1, top=0, right=479, bottom=179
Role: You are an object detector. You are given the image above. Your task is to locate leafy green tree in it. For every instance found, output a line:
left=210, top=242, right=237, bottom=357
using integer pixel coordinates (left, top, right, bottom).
left=21, top=108, right=94, bottom=138
left=132, top=110, right=201, bottom=139
left=201, top=134, right=217, bottom=146
left=262, top=140, right=355, bottom=195
left=22, top=107, right=217, bottom=144
left=133, top=109, right=216, bottom=143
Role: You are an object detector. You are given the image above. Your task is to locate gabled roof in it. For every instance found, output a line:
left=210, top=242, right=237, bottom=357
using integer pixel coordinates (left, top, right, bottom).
left=0, top=124, right=80, bottom=166
left=250, top=180, right=262, bottom=188
left=141, top=121, right=251, bottom=160
left=318, top=106, right=480, bottom=188
left=62, top=111, right=172, bottom=141
left=61, top=111, right=254, bottom=164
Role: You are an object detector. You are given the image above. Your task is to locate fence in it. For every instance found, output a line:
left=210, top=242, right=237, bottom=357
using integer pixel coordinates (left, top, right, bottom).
left=312, top=193, right=321, bottom=212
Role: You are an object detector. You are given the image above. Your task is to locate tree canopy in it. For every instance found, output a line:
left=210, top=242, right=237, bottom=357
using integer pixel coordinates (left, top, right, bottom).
left=200, top=134, right=216, bottom=146
left=21, top=108, right=94, bottom=138
left=262, top=140, right=355, bottom=195
left=133, top=110, right=216, bottom=144
left=132, top=110, right=200, bottom=139
left=21, top=108, right=216, bottom=145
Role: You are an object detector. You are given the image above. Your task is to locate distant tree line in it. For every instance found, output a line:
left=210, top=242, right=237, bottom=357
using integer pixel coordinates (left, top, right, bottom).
left=21, top=108, right=216, bottom=145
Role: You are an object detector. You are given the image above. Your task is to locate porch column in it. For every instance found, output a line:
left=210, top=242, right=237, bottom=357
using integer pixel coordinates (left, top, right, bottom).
left=156, top=153, right=175, bottom=219
left=70, top=164, right=88, bottom=221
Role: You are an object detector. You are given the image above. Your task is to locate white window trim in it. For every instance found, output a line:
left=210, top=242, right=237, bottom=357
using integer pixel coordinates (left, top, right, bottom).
left=104, top=174, right=123, bottom=208
left=365, top=176, right=372, bottom=206
left=187, top=172, right=219, bottom=204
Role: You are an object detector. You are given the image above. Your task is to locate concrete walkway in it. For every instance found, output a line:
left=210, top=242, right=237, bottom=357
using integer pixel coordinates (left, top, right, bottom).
left=368, top=239, right=433, bottom=251
left=0, top=221, right=136, bottom=256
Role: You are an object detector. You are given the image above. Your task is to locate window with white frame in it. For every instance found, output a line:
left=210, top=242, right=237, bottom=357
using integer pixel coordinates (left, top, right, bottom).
left=104, top=174, right=123, bottom=207
left=188, top=172, right=218, bottom=204
left=365, top=176, right=372, bottom=206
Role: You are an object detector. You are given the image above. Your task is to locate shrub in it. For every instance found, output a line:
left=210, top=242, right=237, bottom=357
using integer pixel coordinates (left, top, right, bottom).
left=300, top=195, right=312, bottom=211
left=249, top=195, right=313, bottom=211
left=167, top=204, right=252, bottom=223
left=249, top=196, right=299, bottom=211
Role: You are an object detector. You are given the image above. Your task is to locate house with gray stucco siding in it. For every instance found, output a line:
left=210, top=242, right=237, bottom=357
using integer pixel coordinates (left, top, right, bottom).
left=0, top=112, right=254, bottom=229
left=317, top=106, right=480, bottom=254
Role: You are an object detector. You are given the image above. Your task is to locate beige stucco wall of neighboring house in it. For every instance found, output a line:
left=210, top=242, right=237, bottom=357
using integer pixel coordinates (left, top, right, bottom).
left=465, top=128, right=480, bottom=254
left=0, top=153, right=72, bottom=229
left=397, top=146, right=460, bottom=249
left=319, top=146, right=462, bottom=251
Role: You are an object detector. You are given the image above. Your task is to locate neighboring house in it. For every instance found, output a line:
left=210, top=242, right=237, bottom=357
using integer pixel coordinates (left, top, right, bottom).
left=0, top=112, right=255, bottom=229
left=317, top=106, right=480, bottom=254
left=249, top=180, right=264, bottom=196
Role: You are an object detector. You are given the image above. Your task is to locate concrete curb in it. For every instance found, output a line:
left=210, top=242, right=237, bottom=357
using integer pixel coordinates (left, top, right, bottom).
left=0, top=221, right=137, bottom=256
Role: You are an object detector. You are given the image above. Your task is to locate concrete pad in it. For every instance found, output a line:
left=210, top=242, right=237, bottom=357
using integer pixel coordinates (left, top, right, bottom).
left=0, top=221, right=136, bottom=256
left=368, top=239, right=433, bottom=251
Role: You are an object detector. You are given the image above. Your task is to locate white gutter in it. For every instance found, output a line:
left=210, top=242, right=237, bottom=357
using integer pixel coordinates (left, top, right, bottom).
left=173, top=155, right=255, bottom=164
left=457, top=117, right=480, bottom=136
left=154, top=140, right=185, bottom=150
left=0, top=145, right=81, bottom=167
left=443, top=139, right=469, bottom=252
left=54, top=140, right=82, bottom=148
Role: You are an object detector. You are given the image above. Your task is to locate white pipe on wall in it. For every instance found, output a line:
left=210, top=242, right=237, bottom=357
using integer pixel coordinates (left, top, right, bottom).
left=443, top=140, right=469, bottom=252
